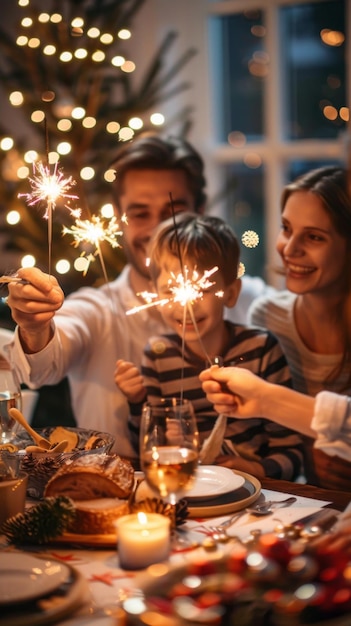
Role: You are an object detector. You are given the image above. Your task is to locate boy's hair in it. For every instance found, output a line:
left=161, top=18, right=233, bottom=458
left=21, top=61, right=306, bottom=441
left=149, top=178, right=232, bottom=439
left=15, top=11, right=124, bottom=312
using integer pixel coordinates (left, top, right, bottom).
left=149, top=213, right=240, bottom=286
left=110, top=134, right=206, bottom=211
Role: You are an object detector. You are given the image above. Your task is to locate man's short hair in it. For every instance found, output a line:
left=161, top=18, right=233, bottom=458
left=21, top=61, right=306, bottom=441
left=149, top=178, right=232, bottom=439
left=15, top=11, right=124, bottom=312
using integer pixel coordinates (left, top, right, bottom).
left=110, top=134, right=206, bottom=210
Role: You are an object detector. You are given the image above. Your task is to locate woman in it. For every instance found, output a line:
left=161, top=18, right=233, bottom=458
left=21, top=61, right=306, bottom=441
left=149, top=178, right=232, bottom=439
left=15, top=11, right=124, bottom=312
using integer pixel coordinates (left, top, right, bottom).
left=200, top=364, right=351, bottom=490
left=249, top=166, right=351, bottom=397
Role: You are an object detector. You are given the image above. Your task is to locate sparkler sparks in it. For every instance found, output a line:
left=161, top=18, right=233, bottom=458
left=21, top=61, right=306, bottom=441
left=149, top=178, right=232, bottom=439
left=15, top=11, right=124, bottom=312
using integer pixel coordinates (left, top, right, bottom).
left=62, top=214, right=124, bottom=249
left=127, top=265, right=219, bottom=316
left=18, top=160, right=79, bottom=219
left=62, top=213, right=126, bottom=277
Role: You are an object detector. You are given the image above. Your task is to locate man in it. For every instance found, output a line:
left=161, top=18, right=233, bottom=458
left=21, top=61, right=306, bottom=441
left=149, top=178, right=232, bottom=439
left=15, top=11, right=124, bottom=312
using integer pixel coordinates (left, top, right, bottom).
left=6, top=135, right=269, bottom=458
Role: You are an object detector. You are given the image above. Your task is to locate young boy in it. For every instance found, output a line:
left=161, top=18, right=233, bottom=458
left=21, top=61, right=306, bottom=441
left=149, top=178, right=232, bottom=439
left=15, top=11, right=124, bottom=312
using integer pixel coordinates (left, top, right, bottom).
left=115, top=213, right=304, bottom=480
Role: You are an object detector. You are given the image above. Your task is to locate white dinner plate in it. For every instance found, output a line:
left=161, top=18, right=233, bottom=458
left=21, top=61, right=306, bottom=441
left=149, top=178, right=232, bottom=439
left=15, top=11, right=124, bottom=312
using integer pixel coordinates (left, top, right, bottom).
left=0, top=553, right=71, bottom=605
left=186, top=465, right=245, bottom=500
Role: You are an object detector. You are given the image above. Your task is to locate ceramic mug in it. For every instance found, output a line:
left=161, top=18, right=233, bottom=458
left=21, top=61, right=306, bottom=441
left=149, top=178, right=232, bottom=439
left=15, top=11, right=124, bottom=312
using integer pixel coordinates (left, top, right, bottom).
left=0, top=472, right=28, bottom=526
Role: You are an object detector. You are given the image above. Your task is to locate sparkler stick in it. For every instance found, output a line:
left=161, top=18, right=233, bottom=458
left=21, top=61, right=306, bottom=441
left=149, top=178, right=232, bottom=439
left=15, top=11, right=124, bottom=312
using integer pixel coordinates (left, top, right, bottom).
left=0, top=275, right=29, bottom=285
left=168, top=193, right=216, bottom=368
left=18, top=160, right=79, bottom=276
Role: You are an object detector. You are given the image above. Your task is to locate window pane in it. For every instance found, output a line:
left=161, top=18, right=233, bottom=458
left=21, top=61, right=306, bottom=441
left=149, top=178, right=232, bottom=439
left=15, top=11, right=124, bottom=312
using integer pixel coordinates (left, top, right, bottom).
left=223, top=164, right=266, bottom=279
left=287, top=159, right=343, bottom=182
left=209, top=10, right=265, bottom=142
left=280, top=0, right=346, bottom=140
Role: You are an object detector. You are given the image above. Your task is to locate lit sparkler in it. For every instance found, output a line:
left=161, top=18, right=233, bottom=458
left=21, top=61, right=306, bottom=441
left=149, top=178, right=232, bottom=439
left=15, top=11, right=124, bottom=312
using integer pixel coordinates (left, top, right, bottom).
left=18, top=160, right=79, bottom=218
left=63, top=213, right=126, bottom=279
left=62, top=214, right=124, bottom=249
left=18, top=160, right=80, bottom=275
left=126, top=265, right=219, bottom=316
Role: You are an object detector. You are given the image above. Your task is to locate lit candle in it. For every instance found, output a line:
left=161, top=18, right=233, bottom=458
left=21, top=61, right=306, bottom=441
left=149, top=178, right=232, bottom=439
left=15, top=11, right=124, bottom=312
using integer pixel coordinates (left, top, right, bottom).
left=116, top=512, right=171, bottom=570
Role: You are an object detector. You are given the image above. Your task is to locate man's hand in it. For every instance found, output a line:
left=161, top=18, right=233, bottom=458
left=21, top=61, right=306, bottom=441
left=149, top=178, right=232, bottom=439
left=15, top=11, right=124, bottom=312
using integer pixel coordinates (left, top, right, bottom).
left=114, top=359, right=146, bottom=404
left=7, top=267, right=64, bottom=353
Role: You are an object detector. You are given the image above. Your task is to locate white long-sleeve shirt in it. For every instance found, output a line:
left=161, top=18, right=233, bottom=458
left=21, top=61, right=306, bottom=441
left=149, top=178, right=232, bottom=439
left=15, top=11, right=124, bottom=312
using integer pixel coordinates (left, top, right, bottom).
left=312, top=391, right=351, bottom=461
left=8, top=266, right=170, bottom=458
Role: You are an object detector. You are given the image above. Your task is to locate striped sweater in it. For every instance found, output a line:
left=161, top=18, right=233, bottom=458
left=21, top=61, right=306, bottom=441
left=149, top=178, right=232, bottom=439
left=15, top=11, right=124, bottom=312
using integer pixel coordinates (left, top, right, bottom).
left=128, top=321, right=304, bottom=480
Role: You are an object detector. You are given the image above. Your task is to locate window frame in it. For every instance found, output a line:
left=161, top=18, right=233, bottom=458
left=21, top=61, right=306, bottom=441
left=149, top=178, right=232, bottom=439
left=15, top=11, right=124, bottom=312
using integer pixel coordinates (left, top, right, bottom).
left=207, top=0, right=351, bottom=286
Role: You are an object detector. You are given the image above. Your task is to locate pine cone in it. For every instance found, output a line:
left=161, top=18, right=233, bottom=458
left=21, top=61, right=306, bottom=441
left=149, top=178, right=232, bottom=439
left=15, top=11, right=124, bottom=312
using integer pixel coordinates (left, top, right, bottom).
left=21, top=453, right=65, bottom=498
left=1, top=495, right=76, bottom=545
left=131, top=497, right=189, bottom=528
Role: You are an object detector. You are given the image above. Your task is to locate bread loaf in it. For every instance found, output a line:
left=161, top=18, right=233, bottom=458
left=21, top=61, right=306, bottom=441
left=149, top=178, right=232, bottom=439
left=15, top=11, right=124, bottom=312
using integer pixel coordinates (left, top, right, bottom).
left=68, top=498, right=129, bottom=534
left=44, top=453, right=134, bottom=500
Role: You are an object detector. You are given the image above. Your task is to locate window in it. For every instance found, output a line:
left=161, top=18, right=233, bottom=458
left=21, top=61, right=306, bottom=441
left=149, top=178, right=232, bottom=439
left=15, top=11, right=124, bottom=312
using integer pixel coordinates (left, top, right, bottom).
left=208, top=0, right=348, bottom=285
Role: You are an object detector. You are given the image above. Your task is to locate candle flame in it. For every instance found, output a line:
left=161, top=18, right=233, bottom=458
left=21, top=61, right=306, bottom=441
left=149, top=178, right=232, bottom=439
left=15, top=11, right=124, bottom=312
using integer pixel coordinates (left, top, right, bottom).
left=137, top=511, right=148, bottom=525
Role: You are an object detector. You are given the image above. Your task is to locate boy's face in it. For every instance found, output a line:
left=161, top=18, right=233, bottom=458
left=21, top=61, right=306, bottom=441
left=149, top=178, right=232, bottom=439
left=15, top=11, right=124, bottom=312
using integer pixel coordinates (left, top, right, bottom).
left=155, top=256, right=240, bottom=354
left=115, top=169, right=197, bottom=279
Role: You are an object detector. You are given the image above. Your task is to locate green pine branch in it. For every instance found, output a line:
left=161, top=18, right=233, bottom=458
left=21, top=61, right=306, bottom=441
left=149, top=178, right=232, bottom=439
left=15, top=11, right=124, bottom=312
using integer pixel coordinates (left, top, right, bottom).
left=0, top=0, right=196, bottom=292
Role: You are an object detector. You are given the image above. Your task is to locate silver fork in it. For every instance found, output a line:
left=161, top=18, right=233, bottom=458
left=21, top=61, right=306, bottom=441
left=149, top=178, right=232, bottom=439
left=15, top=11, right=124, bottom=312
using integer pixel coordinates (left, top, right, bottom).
left=209, top=496, right=297, bottom=541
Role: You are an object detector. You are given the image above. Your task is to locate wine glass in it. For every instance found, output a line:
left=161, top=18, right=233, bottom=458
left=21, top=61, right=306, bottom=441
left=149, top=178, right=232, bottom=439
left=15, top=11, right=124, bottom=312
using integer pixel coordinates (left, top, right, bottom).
left=0, top=357, right=22, bottom=444
left=140, top=398, right=199, bottom=529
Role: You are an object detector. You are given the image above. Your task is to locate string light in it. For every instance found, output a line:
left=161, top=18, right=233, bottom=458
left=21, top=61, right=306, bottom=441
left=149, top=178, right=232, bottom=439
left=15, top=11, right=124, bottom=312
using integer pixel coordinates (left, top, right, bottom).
left=241, top=230, right=260, bottom=248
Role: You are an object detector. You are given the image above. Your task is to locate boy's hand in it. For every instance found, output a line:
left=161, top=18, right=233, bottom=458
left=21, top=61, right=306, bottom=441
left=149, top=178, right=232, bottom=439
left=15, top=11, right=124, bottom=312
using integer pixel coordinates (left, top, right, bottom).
left=114, top=359, right=146, bottom=404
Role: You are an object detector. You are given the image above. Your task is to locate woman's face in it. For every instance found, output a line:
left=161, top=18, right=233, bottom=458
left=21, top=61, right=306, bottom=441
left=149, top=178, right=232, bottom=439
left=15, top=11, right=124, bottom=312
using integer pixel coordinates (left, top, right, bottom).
left=276, top=190, right=348, bottom=297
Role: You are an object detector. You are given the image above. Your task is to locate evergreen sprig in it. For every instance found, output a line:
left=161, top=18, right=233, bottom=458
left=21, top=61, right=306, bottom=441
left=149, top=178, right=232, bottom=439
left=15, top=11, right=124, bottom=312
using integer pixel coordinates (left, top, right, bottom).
left=1, top=495, right=76, bottom=545
left=0, top=0, right=195, bottom=293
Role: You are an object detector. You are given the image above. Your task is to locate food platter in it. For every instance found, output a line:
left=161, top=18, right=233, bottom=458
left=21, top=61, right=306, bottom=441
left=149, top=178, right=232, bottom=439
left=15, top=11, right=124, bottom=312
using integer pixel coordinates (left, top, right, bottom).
left=51, top=531, right=117, bottom=548
left=0, top=426, right=115, bottom=498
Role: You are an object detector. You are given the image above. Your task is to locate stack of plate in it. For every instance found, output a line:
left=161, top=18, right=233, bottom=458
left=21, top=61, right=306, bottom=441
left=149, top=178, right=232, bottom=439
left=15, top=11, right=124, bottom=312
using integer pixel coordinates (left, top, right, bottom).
left=0, top=552, right=87, bottom=626
left=185, top=466, right=261, bottom=517
left=135, top=466, right=262, bottom=518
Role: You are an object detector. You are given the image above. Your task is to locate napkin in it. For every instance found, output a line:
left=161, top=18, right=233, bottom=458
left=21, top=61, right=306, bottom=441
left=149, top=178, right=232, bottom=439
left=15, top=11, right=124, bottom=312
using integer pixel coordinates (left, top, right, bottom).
left=199, top=414, right=227, bottom=464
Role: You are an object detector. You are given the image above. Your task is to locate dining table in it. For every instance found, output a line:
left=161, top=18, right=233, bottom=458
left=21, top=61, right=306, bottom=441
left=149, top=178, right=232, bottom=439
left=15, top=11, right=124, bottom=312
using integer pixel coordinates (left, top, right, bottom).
left=1, top=473, right=350, bottom=626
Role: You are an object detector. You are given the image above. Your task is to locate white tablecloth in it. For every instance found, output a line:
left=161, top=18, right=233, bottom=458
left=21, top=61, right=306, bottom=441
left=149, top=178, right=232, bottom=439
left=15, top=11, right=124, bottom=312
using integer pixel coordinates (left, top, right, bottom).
left=0, top=486, right=334, bottom=626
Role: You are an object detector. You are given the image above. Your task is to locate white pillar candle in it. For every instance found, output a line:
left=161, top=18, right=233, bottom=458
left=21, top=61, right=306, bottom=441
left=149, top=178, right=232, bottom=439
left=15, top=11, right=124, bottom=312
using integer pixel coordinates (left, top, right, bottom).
left=116, top=512, right=171, bottom=570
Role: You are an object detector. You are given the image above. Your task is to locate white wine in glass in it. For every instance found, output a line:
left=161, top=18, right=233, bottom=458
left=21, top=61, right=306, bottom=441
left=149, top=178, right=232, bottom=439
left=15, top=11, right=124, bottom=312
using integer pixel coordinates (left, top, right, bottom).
left=140, top=398, right=199, bottom=509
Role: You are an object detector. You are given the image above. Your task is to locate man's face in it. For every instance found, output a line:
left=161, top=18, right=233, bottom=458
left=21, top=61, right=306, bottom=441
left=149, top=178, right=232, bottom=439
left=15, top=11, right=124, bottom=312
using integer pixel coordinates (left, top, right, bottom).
left=116, top=169, right=197, bottom=278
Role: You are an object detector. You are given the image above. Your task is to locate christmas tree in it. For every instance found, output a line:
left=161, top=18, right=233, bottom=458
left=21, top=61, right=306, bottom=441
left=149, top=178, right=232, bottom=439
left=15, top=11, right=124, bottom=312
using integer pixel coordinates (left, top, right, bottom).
left=0, top=0, right=196, bottom=293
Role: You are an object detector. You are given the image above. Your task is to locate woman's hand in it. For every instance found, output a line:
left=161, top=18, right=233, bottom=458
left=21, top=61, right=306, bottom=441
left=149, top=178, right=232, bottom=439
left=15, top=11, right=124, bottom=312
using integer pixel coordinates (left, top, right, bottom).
left=199, top=365, right=266, bottom=418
